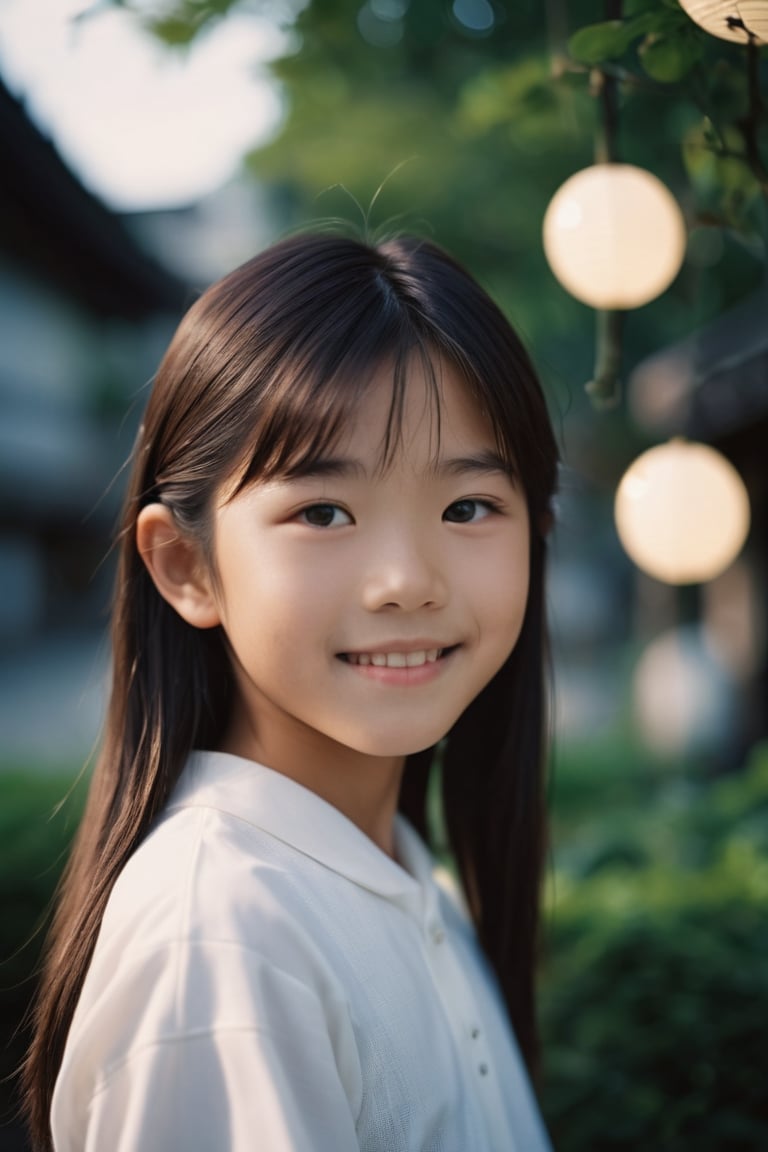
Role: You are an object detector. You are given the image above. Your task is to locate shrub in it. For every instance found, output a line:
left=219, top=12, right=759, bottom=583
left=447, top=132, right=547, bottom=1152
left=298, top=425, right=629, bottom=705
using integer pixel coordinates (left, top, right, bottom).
left=0, top=772, right=85, bottom=1141
left=539, top=745, right=768, bottom=1151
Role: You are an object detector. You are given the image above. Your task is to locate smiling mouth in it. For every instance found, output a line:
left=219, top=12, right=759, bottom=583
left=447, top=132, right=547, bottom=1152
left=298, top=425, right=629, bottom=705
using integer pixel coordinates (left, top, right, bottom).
left=339, top=646, right=458, bottom=668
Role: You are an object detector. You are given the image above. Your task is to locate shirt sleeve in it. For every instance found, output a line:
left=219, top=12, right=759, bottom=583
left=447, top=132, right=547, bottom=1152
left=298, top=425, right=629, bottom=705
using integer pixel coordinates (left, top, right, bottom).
left=52, top=941, right=362, bottom=1152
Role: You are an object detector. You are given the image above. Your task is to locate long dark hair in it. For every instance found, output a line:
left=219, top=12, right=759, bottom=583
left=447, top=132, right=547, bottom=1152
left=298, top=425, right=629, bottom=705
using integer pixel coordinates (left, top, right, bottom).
left=23, top=232, right=558, bottom=1150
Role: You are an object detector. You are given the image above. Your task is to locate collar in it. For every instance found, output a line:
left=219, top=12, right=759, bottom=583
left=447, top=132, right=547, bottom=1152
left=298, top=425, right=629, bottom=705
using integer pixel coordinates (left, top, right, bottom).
left=168, top=750, right=436, bottom=917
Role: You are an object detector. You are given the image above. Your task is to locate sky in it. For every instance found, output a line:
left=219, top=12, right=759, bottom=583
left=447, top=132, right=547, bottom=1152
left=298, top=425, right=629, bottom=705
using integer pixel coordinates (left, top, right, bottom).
left=0, top=0, right=288, bottom=211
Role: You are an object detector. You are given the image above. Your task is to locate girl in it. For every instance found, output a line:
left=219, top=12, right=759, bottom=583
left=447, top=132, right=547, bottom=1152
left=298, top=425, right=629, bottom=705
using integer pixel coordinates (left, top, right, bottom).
left=24, top=232, right=558, bottom=1151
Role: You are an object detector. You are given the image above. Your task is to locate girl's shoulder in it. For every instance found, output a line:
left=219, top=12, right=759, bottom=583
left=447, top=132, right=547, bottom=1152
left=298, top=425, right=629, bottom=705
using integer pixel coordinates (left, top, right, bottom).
left=95, top=775, right=330, bottom=981
left=92, top=749, right=428, bottom=985
left=54, top=786, right=364, bottom=1146
left=64, top=763, right=360, bottom=1091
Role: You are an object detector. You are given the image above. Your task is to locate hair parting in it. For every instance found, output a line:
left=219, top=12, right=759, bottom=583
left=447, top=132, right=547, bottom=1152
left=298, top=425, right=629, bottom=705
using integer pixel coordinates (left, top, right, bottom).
left=22, top=231, right=558, bottom=1150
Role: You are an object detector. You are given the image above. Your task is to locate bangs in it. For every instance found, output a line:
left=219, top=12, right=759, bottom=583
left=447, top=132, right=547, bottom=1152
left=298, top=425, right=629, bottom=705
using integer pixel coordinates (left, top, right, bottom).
left=227, top=340, right=511, bottom=500
left=229, top=335, right=522, bottom=499
left=229, top=331, right=414, bottom=495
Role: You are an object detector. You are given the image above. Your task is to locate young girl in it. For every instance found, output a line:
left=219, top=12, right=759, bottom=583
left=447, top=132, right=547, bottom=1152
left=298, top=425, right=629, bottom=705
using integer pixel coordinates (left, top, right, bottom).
left=24, top=232, right=558, bottom=1151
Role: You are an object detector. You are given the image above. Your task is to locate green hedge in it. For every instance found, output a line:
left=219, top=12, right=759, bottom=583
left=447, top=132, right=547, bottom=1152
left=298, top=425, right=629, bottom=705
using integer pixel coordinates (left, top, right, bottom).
left=539, top=745, right=768, bottom=1150
left=0, top=771, right=86, bottom=1137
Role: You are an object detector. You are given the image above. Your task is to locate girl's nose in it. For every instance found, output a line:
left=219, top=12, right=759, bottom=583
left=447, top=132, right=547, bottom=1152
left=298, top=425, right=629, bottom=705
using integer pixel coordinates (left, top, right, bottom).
left=361, top=530, right=448, bottom=613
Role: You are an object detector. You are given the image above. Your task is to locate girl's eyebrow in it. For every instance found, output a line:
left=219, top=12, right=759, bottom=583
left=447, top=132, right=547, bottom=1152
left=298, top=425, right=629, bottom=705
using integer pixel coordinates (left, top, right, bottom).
left=288, top=450, right=514, bottom=482
left=287, top=457, right=367, bottom=481
left=432, top=450, right=514, bottom=479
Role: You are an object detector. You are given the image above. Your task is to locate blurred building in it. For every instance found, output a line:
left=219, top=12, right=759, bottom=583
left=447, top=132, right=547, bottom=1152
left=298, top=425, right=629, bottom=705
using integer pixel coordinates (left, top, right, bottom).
left=0, top=75, right=190, bottom=637
left=123, top=174, right=282, bottom=288
left=0, top=76, right=187, bottom=763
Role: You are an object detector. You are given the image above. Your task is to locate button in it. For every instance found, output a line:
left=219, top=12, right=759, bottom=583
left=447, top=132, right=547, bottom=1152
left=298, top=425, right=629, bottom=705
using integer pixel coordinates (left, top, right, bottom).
left=478, top=1063, right=489, bottom=1076
left=429, top=922, right=445, bottom=945
left=470, top=1027, right=481, bottom=1040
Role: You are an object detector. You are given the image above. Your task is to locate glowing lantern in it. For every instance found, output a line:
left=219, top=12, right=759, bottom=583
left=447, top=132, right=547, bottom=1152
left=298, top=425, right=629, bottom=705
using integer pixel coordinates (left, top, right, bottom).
left=615, top=439, right=750, bottom=584
left=678, top=1, right=768, bottom=43
left=542, top=164, right=686, bottom=309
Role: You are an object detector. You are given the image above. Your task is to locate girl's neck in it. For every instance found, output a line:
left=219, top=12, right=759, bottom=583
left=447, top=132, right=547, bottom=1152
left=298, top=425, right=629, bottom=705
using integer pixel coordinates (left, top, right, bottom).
left=219, top=715, right=405, bottom=859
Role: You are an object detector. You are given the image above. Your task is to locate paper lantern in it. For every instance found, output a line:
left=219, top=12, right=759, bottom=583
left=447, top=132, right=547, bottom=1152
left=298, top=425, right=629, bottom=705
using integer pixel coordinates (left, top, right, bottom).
left=615, top=439, right=750, bottom=584
left=543, top=164, right=686, bottom=309
left=678, top=1, right=768, bottom=44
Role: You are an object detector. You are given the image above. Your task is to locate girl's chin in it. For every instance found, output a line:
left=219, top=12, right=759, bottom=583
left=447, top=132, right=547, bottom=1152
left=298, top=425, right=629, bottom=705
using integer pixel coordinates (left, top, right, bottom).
left=344, top=730, right=448, bottom=760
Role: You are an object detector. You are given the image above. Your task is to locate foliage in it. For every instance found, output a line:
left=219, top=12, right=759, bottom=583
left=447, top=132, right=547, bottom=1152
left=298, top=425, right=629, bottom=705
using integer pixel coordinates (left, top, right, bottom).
left=568, top=7, right=702, bottom=77
left=564, top=2, right=768, bottom=215
left=541, top=879, right=768, bottom=1149
left=0, top=772, right=86, bottom=1135
left=132, top=2, right=767, bottom=265
left=109, top=0, right=768, bottom=425
left=539, top=742, right=768, bottom=1149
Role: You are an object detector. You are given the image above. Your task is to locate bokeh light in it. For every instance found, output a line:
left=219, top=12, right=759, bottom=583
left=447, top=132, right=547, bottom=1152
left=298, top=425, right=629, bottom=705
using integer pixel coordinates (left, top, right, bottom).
left=633, top=625, right=735, bottom=758
left=542, top=163, right=687, bottom=309
left=615, top=439, right=751, bottom=584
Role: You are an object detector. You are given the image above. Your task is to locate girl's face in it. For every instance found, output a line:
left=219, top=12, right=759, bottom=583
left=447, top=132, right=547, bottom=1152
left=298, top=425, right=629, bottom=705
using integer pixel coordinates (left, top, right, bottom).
left=207, top=357, right=530, bottom=777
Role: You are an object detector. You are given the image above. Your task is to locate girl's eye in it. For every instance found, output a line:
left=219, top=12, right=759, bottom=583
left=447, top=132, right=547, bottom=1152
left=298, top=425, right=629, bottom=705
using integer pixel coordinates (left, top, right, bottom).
left=443, top=499, right=495, bottom=524
left=298, top=503, right=352, bottom=528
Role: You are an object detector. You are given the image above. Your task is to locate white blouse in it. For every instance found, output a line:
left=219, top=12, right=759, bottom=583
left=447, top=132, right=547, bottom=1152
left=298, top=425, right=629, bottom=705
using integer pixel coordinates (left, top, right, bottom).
left=52, top=751, right=552, bottom=1151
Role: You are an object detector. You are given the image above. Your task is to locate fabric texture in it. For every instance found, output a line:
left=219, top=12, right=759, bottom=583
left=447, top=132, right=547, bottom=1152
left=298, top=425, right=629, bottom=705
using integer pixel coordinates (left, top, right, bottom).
left=51, top=751, right=552, bottom=1151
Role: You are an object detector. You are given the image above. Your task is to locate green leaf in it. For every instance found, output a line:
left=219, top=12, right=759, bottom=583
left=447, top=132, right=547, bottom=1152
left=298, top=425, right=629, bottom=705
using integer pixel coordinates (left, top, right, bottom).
left=638, top=31, right=704, bottom=82
left=146, top=16, right=200, bottom=45
left=682, top=119, right=762, bottom=228
left=568, top=21, right=630, bottom=65
left=143, top=0, right=240, bottom=46
left=567, top=13, right=656, bottom=65
left=653, top=8, right=697, bottom=33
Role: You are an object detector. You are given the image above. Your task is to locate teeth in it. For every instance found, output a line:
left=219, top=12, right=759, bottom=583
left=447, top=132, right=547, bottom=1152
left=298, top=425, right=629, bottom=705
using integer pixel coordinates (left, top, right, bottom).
left=346, top=648, right=445, bottom=667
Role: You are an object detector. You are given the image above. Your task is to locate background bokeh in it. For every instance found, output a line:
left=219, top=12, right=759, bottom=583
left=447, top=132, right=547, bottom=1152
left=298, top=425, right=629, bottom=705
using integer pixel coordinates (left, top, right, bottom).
left=1, top=1, right=766, bottom=1148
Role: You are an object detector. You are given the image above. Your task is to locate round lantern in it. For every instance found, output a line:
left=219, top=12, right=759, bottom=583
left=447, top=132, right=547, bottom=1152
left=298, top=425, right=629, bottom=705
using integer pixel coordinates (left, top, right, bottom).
left=678, top=1, right=768, bottom=44
left=614, top=439, right=750, bottom=584
left=542, top=164, right=686, bottom=309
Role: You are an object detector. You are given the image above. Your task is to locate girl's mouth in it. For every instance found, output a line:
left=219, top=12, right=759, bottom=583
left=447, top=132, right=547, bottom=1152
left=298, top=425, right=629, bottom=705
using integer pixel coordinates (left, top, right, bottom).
left=338, top=645, right=458, bottom=668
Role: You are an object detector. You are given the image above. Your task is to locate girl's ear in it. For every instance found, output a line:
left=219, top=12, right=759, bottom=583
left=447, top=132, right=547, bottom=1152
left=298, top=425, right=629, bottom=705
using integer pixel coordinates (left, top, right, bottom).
left=136, top=503, right=221, bottom=630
